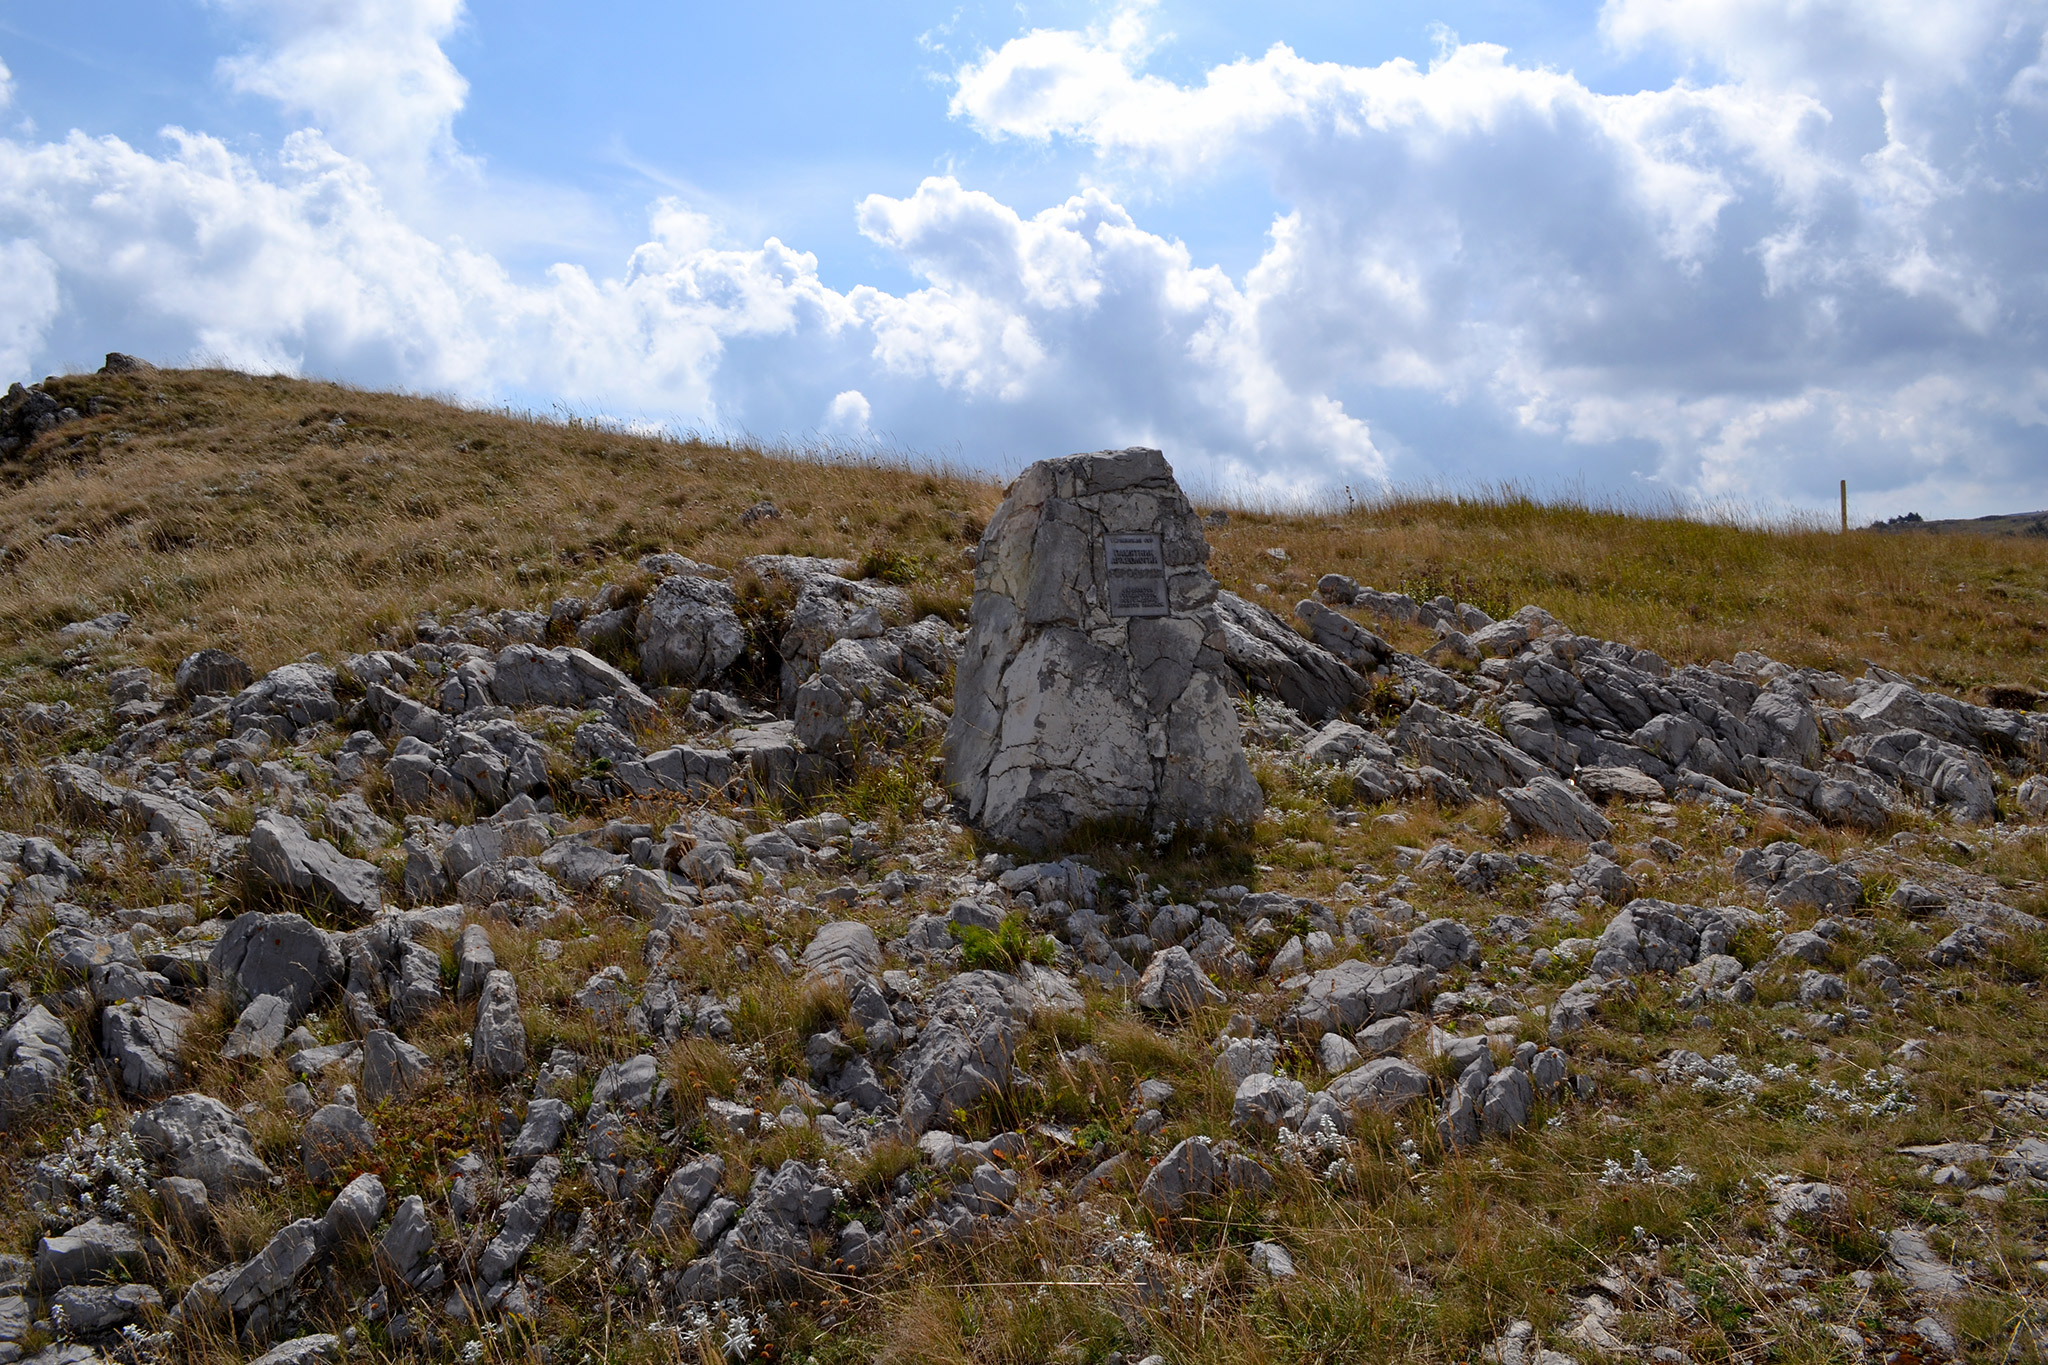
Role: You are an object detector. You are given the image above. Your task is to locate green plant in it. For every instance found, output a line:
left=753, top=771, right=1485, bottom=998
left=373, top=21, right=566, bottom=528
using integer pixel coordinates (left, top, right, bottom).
left=949, top=913, right=1056, bottom=973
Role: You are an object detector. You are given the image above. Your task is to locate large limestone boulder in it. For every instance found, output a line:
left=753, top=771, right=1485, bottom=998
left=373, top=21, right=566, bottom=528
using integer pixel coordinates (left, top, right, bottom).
left=945, top=448, right=1262, bottom=850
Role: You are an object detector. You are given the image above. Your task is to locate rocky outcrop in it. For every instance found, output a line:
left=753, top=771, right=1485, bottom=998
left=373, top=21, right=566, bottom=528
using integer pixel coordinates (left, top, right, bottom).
left=945, top=448, right=1262, bottom=849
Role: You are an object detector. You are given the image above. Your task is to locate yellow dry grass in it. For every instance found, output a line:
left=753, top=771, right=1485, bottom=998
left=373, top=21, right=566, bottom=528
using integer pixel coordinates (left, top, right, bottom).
left=8, top=366, right=2047, bottom=705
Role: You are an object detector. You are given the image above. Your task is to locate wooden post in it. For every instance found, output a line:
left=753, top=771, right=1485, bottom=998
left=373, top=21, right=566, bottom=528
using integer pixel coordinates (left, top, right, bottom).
left=1840, top=480, right=1848, bottom=533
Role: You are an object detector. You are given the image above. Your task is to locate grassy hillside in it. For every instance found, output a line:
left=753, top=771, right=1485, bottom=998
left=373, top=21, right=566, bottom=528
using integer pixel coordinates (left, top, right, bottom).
left=0, top=365, right=2044, bottom=1365
left=6, top=365, right=2047, bottom=700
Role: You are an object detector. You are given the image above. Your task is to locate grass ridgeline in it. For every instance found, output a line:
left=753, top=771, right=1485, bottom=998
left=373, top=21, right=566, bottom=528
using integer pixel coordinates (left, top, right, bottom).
left=1, top=366, right=2044, bottom=700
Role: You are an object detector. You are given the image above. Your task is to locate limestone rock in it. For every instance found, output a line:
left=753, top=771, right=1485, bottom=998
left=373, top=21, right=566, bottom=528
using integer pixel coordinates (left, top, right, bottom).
left=1281, top=960, right=1438, bottom=1035
left=174, top=648, right=254, bottom=700
left=301, top=1103, right=377, bottom=1184
left=208, top=911, right=344, bottom=1020
left=1211, top=590, right=1369, bottom=722
left=1135, top=945, right=1226, bottom=1016
left=360, top=1029, right=431, bottom=1104
left=945, top=448, right=1262, bottom=849
left=636, top=573, right=745, bottom=686
left=1323, top=1057, right=1433, bottom=1113
left=455, top=923, right=496, bottom=1002
left=248, top=814, right=385, bottom=921
left=34, top=1220, right=147, bottom=1290
left=220, top=993, right=292, bottom=1062
left=1498, top=775, right=1612, bottom=843
left=248, top=1335, right=344, bottom=1365
left=322, top=1172, right=388, bottom=1242
left=130, top=1092, right=274, bottom=1195
left=471, top=969, right=528, bottom=1080
left=101, top=996, right=191, bottom=1096
left=0, top=1003, right=73, bottom=1129
left=801, top=921, right=883, bottom=988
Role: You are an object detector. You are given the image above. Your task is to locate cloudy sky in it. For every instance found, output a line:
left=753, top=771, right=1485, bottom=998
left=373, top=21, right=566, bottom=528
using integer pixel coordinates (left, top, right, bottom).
left=1, top=1, right=2043, bottom=516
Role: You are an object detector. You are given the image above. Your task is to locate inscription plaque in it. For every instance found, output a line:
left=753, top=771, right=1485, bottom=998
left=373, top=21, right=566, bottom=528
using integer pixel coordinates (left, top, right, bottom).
left=1105, top=533, right=1169, bottom=618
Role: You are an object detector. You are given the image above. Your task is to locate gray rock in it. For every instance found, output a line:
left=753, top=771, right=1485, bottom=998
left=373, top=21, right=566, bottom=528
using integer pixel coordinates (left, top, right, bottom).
left=218, top=1217, right=324, bottom=1315
left=322, top=791, right=394, bottom=852
left=228, top=662, right=340, bottom=735
left=1393, top=918, right=1481, bottom=971
left=0, top=1004, right=73, bottom=1130
left=1575, top=765, right=1666, bottom=803
left=248, top=813, right=385, bottom=921
left=50, top=1281, right=161, bottom=1334
left=1498, top=775, right=1612, bottom=842
left=322, top=1172, right=388, bottom=1242
left=455, top=923, right=496, bottom=1003
left=130, top=1092, right=273, bottom=1195
left=506, top=1098, right=573, bottom=1169
left=34, top=1220, right=146, bottom=1289
left=1357, top=1015, right=1413, bottom=1058
left=174, top=648, right=254, bottom=700
left=1392, top=702, right=1546, bottom=796
left=650, top=1155, right=727, bottom=1239
left=1318, top=1032, right=1363, bottom=1074
left=1249, top=1240, right=1297, bottom=1278
left=1928, top=924, right=1999, bottom=968
left=489, top=644, right=656, bottom=726
left=46, top=762, right=216, bottom=858
left=101, top=996, right=191, bottom=1096
left=1293, top=599, right=1391, bottom=670
left=690, top=1196, right=740, bottom=1248
left=1215, top=1036, right=1278, bottom=1087
left=208, top=911, right=344, bottom=1020
left=301, top=1103, right=377, bottom=1184
left=360, top=1029, right=431, bottom=1104
left=1732, top=842, right=1861, bottom=913
left=157, top=1175, right=211, bottom=1239
left=895, top=971, right=1032, bottom=1135
left=441, top=824, right=504, bottom=884
left=376, top=1195, right=437, bottom=1286
left=1323, top=1057, right=1432, bottom=1113
left=220, top=993, right=293, bottom=1062
left=1134, top=945, right=1226, bottom=1016
left=1481, top=1065, right=1535, bottom=1135
left=1232, top=1072, right=1308, bottom=1129
left=1887, top=1227, right=1966, bottom=1300
left=801, top=921, right=882, bottom=987
left=477, top=1158, right=560, bottom=1285
left=1139, top=1137, right=1227, bottom=1215
left=471, top=970, right=528, bottom=1079
left=591, top=1053, right=659, bottom=1111
left=1281, top=960, right=1439, bottom=1035
left=635, top=574, right=746, bottom=686
left=246, top=1334, right=344, bottom=1365
left=1212, top=590, right=1370, bottom=722
left=944, top=447, right=1263, bottom=849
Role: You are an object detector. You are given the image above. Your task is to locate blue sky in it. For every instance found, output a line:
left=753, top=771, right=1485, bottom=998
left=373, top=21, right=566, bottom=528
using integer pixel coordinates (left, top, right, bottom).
left=1, top=1, right=2044, bottom=517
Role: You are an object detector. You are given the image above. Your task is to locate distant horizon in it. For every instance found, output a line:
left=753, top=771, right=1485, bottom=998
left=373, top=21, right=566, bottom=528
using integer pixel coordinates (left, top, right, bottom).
left=2, top=2, right=2044, bottom=521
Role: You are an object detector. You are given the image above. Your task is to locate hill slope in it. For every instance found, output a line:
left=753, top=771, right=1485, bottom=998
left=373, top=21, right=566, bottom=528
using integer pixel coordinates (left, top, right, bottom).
left=0, top=364, right=2041, bottom=1365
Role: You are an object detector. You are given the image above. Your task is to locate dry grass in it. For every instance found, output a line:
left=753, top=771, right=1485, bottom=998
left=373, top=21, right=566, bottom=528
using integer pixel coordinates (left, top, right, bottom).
left=1206, top=492, right=2048, bottom=695
left=2, top=367, right=995, bottom=677
left=5, top=367, right=2048, bottom=705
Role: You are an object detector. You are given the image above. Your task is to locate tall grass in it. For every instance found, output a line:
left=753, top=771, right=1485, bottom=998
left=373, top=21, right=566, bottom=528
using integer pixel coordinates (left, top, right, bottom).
left=5, top=366, right=2045, bottom=700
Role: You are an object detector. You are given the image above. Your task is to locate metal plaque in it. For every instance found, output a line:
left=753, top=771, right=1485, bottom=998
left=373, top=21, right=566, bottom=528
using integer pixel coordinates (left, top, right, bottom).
left=1105, top=532, right=1170, bottom=618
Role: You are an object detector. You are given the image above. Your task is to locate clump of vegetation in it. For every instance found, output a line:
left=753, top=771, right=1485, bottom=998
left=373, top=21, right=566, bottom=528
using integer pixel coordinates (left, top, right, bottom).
left=949, top=913, right=1056, bottom=973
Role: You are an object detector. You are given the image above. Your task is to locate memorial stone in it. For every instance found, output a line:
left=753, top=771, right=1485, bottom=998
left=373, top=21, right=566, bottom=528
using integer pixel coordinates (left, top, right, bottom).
left=945, top=447, right=1263, bottom=849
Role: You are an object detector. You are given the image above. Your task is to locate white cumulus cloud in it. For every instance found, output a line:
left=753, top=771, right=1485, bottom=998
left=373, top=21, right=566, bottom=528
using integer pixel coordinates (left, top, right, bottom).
left=211, top=0, right=471, bottom=178
left=0, top=1, right=2044, bottom=514
left=945, top=2, right=2048, bottom=511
